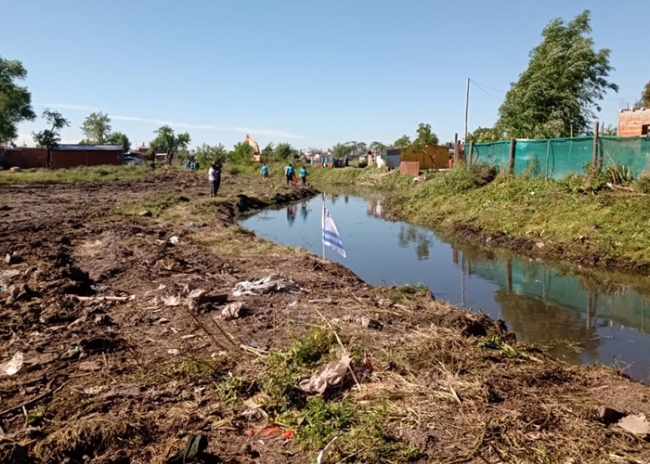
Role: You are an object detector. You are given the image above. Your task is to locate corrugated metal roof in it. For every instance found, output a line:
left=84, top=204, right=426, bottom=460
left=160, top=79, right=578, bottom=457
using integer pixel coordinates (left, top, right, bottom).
left=53, top=144, right=123, bottom=151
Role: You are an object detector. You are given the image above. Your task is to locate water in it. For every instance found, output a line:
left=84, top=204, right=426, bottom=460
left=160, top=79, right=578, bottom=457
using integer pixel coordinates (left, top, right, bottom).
left=240, top=192, right=650, bottom=382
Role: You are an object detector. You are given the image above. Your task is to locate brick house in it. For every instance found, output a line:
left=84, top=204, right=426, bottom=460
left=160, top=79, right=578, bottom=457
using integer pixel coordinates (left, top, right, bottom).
left=0, top=145, right=124, bottom=169
left=618, top=108, right=650, bottom=136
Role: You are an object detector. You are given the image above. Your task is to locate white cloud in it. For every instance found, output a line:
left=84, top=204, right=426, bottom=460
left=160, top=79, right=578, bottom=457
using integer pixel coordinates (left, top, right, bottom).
left=13, top=132, right=80, bottom=147
left=36, top=103, right=106, bottom=112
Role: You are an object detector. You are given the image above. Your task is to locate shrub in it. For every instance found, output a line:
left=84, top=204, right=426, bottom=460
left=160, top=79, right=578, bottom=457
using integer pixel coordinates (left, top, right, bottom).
left=358, top=159, right=368, bottom=168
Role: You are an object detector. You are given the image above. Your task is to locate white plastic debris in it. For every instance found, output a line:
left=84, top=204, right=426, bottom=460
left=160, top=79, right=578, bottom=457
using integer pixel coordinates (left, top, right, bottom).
left=316, top=436, right=339, bottom=464
left=169, top=236, right=179, bottom=245
left=1, top=352, right=24, bottom=376
left=163, top=296, right=181, bottom=307
left=618, top=414, right=650, bottom=437
left=233, top=275, right=301, bottom=297
left=299, top=350, right=351, bottom=395
left=167, top=349, right=180, bottom=356
left=222, top=302, right=245, bottom=320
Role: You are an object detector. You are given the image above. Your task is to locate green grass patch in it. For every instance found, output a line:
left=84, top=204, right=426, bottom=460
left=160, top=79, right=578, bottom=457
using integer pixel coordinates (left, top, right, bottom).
left=0, top=165, right=149, bottom=183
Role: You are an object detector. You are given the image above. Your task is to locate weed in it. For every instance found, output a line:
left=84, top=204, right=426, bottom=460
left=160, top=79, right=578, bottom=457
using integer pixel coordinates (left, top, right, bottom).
left=0, top=165, right=149, bottom=184
left=297, top=397, right=356, bottom=448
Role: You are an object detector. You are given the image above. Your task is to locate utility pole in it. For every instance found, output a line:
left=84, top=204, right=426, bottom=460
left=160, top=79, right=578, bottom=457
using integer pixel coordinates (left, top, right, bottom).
left=464, top=77, right=470, bottom=142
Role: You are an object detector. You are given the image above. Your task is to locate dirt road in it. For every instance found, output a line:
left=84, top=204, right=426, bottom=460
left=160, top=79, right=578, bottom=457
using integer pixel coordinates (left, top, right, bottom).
left=2, top=171, right=650, bottom=463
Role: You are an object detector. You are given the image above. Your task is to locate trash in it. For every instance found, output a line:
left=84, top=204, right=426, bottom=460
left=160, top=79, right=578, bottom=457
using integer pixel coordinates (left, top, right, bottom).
left=299, top=350, right=351, bottom=395
left=233, top=275, right=302, bottom=297
left=169, top=236, right=179, bottom=245
left=167, top=349, right=180, bottom=356
left=1, top=352, right=24, bottom=376
left=222, top=302, right=245, bottom=320
left=188, top=222, right=196, bottom=228
left=316, top=436, right=339, bottom=464
left=62, top=347, right=81, bottom=360
left=139, top=210, right=152, bottom=217
left=165, top=434, right=208, bottom=464
left=617, top=414, right=650, bottom=437
left=4, top=254, right=12, bottom=265
left=163, top=296, right=182, bottom=306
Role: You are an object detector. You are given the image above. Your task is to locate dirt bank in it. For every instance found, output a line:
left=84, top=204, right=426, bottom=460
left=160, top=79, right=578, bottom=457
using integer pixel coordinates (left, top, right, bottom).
left=2, top=170, right=650, bottom=463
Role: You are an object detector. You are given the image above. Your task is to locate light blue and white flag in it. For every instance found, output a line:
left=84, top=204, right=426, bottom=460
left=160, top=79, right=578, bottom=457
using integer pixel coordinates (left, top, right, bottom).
left=322, top=204, right=346, bottom=258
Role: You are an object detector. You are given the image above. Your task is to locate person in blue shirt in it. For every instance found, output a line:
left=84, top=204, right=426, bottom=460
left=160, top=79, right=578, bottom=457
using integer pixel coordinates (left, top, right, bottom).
left=284, top=163, right=295, bottom=187
left=299, top=166, right=308, bottom=187
left=261, top=163, right=269, bottom=181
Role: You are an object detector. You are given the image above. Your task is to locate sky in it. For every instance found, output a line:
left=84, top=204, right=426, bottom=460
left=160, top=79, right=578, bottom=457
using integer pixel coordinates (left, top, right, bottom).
left=2, top=0, right=648, bottom=151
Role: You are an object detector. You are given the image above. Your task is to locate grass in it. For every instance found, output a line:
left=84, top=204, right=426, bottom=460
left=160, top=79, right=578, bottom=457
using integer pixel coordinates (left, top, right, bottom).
left=0, top=165, right=150, bottom=183
left=380, top=164, right=650, bottom=270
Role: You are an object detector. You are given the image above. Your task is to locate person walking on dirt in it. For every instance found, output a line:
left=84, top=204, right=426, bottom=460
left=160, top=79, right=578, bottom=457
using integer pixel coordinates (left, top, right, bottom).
left=261, top=163, right=269, bottom=181
left=209, top=162, right=222, bottom=197
left=299, top=166, right=308, bottom=187
left=284, top=163, right=295, bottom=187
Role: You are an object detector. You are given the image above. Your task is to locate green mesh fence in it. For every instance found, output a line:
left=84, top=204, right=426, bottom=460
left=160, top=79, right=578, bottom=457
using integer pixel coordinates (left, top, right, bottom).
left=466, top=136, right=650, bottom=180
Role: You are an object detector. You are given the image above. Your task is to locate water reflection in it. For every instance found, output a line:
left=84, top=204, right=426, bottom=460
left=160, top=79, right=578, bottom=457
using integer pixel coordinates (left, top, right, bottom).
left=398, top=225, right=434, bottom=261
left=286, top=204, right=297, bottom=227
left=366, top=198, right=384, bottom=218
left=300, top=201, right=309, bottom=223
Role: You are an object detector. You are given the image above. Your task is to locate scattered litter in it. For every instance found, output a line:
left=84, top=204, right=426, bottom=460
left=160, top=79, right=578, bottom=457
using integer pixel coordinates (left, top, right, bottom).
left=169, top=236, right=179, bottom=245
left=90, top=284, right=108, bottom=292
left=163, top=296, right=182, bottom=306
left=167, top=349, right=180, bottom=356
left=288, top=301, right=298, bottom=307
left=617, top=413, right=650, bottom=437
left=316, top=436, right=339, bottom=464
left=165, top=434, right=208, bottom=464
left=181, top=334, right=197, bottom=340
left=139, top=210, right=152, bottom=217
left=1, top=352, right=24, bottom=376
left=233, top=275, right=302, bottom=297
left=211, top=351, right=228, bottom=359
left=222, top=302, right=245, bottom=320
left=243, top=393, right=271, bottom=418
left=299, top=350, right=351, bottom=395
left=188, top=222, right=196, bottom=228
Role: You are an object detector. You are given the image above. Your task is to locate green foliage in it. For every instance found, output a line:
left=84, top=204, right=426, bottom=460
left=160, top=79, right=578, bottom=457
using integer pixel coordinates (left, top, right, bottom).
left=80, top=112, right=112, bottom=144
left=261, top=142, right=275, bottom=160
left=32, top=109, right=70, bottom=149
left=108, top=132, right=130, bottom=153
left=227, top=141, right=254, bottom=164
left=370, top=141, right=388, bottom=152
left=297, top=398, right=356, bottom=448
left=467, top=126, right=503, bottom=143
left=415, top=123, right=439, bottom=145
left=393, top=135, right=411, bottom=148
left=0, top=56, right=36, bottom=144
left=358, top=159, right=368, bottom=168
left=195, top=143, right=227, bottom=167
left=635, top=81, right=650, bottom=109
left=274, top=142, right=295, bottom=161
left=496, top=10, right=618, bottom=139
left=0, top=165, right=147, bottom=183
left=149, top=125, right=191, bottom=165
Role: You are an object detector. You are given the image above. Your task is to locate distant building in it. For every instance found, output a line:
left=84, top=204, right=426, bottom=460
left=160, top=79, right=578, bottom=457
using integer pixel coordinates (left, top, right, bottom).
left=0, top=144, right=124, bottom=169
left=618, top=108, right=650, bottom=136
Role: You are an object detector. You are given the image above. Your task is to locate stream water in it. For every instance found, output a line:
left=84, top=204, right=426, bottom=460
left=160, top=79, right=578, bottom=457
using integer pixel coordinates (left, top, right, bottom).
left=240, top=191, right=650, bottom=383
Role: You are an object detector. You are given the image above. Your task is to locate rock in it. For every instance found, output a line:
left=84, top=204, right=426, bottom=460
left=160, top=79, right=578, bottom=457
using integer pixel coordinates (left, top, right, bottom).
left=535, top=242, right=545, bottom=249
left=5, top=253, right=13, bottom=265
left=617, top=413, right=650, bottom=437
left=598, top=406, right=625, bottom=424
left=139, top=210, right=152, bottom=217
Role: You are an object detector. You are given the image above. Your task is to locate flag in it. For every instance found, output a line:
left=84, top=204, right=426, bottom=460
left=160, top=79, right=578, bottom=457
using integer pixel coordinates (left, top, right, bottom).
left=322, top=204, right=346, bottom=258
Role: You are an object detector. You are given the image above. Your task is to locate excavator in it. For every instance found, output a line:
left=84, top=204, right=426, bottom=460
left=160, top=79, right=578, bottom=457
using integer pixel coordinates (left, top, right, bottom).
left=245, top=134, right=261, bottom=162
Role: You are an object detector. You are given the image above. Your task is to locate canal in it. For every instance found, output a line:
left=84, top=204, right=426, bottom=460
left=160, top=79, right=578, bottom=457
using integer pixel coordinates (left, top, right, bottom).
left=240, top=191, right=650, bottom=382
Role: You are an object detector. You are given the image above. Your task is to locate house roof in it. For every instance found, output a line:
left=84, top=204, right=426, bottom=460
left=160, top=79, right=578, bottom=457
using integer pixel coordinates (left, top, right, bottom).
left=53, top=144, right=124, bottom=151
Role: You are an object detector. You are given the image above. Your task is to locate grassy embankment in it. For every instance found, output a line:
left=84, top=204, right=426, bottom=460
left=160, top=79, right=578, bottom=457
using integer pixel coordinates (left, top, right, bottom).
left=0, top=165, right=152, bottom=183
left=378, top=164, right=650, bottom=272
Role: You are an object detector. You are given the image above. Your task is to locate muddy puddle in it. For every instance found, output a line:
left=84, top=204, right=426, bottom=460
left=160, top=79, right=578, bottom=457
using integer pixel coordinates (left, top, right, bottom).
left=241, top=191, right=650, bottom=382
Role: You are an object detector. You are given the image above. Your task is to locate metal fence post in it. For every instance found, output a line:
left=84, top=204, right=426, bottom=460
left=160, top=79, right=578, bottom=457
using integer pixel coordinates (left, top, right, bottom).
left=468, top=141, right=474, bottom=167
left=508, top=139, right=516, bottom=175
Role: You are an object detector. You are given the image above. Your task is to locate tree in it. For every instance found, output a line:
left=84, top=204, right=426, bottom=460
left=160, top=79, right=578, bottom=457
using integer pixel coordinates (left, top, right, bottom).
left=467, top=126, right=502, bottom=143
left=195, top=143, right=227, bottom=167
left=261, top=142, right=275, bottom=161
left=496, top=10, right=617, bottom=139
left=149, top=125, right=190, bottom=166
left=107, top=132, right=130, bottom=153
left=227, top=141, right=254, bottom=164
left=369, top=141, right=388, bottom=152
left=80, top=112, right=112, bottom=144
left=0, top=56, right=36, bottom=144
left=32, top=109, right=70, bottom=167
left=393, top=135, right=411, bottom=148
left=414, top=123, right=439, bottom=145
left=635, top=81, right=650, bottom=109
left=275, top=142, right=295, bottom=160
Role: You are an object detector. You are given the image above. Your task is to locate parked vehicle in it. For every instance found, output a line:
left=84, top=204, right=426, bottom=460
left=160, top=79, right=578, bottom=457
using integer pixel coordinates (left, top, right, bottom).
left=123, top=155, right=143, bottom=166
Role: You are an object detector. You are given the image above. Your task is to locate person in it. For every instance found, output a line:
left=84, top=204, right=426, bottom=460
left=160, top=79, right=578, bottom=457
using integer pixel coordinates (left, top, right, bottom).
left=209, top=162, right=221, bottom=197
left=260, top=163, right=269, bottom=181
left=284, top=163, right=295, bottom=187
left=299, top=165, right=308, bottom=187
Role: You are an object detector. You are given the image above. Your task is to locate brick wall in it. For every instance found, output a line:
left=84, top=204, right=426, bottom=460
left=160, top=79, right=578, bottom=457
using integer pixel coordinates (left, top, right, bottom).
left=399, top=161, right=420, bottom=176
left=0, top=148, right=48, bottom=168
left=618, top=109, right=650, bottom=136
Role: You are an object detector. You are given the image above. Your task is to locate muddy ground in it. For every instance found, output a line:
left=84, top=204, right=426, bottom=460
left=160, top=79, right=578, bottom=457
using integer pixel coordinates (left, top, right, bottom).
left=2, top=170, right=650, bottom=463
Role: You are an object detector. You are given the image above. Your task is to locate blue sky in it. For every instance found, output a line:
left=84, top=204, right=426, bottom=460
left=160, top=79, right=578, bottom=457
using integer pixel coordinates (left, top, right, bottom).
left=3, top=0, right=648, bottom=150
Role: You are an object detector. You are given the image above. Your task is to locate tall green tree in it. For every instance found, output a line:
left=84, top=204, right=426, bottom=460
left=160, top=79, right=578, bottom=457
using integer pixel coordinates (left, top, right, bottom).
left=195, top=143, right=227, bottom=167
left=149, top=125, right=190, bottom=165
left=275, top=142, right=295, bottom=160
left=80, top=112, right=112, bottom=144
left=369, top=141, right=388, bottom=152
left=0, top=56, right=36, bottom=144
left=496, top=10, right=617, bottom=139
left=467, top=126, right=502, bottom=143
left=414, top=123, right=439, bottom=145
left=635, top=81, right=650, bottom=109
left=32, top=109, right=70, bottom=167
left=227, top=141, right=254, bottom=164
left=261, top=142, right=275, bottom=161
left=107, top=132, right=130, bottom=153
left=393, top=135, right=411, bottom=148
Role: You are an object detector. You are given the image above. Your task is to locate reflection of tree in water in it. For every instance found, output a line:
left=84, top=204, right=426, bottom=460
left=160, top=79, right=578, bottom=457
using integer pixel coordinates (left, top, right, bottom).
left=494, top=288, right=602, bottom=365
left=398, top=225, right=433, bottom=261
left=286, top=204, right=298, bottom=227
left=344, top=195, right=349, bottom=204
left=366, top=199, right=385, bottom=219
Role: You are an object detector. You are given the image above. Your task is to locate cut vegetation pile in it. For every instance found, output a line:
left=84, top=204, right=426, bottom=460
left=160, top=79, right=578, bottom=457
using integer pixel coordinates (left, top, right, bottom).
left=1, top=168, right=650, bottom=463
